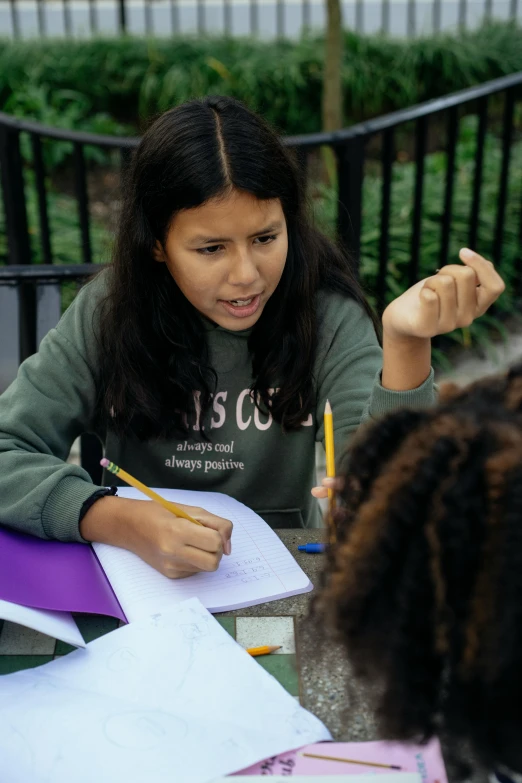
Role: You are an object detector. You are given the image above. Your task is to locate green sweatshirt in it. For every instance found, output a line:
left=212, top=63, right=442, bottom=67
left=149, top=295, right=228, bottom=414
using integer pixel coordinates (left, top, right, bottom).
left=0, top=272, right=435, bottom=541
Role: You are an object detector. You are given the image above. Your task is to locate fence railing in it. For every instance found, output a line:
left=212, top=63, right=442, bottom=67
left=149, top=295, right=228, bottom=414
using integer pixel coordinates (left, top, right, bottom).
left=0, top=0, right=520, bottom=40
left=1, top=70, right=522, bottom=383
left=2, top=71, right=522, bottom=478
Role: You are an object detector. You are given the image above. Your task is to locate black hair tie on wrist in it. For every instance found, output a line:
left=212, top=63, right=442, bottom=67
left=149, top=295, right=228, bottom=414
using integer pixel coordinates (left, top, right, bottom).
left=79, top=486, right=117, bottom=523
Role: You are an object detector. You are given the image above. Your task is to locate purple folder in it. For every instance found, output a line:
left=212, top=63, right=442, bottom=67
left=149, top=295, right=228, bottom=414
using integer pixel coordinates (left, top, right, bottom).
left=0, top=526, right=127, bottom=622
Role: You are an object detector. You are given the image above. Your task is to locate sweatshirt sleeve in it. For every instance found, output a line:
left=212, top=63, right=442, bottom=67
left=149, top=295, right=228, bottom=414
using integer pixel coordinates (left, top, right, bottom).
left=315, top=292, right=437, bottom=458
left=0, top=277, right=108, bottom=542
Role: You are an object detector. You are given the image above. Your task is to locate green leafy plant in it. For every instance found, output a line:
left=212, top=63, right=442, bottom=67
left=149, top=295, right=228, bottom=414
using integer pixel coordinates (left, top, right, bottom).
left=312, top=114, right=522, bottom=360
left=0, top=22, right=521, bottom=139
left=3, top=82, right=131, bottom=169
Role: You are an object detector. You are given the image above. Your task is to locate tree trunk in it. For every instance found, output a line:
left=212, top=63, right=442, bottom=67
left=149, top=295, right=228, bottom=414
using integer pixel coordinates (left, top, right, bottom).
left=322, top=0, right=344, bottom=132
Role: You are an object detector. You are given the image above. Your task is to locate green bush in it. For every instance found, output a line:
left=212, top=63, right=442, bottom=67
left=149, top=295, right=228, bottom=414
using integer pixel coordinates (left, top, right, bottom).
left=313, top=114, right=522, bottom=365
left=0, top=22, right=522, bottom=136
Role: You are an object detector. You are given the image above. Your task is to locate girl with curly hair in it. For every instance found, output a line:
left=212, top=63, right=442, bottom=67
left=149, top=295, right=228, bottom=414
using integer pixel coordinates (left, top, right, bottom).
left=317, top=363, right=522, bottom=782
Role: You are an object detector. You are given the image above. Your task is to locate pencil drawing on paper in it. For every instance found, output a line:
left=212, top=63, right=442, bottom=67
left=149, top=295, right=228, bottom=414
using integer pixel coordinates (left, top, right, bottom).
left=103, top=710, right=188, bottom=750
left=107, top=647, right=140, bottom=673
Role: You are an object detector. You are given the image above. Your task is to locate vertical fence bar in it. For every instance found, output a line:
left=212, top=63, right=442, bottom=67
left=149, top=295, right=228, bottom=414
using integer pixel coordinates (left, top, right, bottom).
left=197, top=0, right=205, bottom=32
left=294, top=146, right=308, bottom=186
left=407, top=0, right=415, bottom=36
left=63, top=0, right=72, bottom=35
left=458, top=0, right=467, bottom=28
left=118, top=0, right=127, bottom=32
left=31, top=135, right=53, bottom=265
left=432, top=0, right=441, bottom=32
left=36, top=0, right=47, bottom=35
left=73, top=143, right=92, bottom=265
left=484, top=0, right=493, bottom=20
left=276, top=0, right=284, bottom=37
left=0, top=126, right=31, bottom=265
left=410, top=116, right=427, bottom=287
left=469, top=96, right=488, bottom=250
left=9, top=0, right=20, bottom=37
left=381, top=0, right=390, bottom=33
left=337, top=137, right=365, bottom=272
left=518, top=175, right=522, bottom=297
left=250, top=0, right=258, bottom=34
left=145, top=0, right=153, bottom=33
left=302, top=0, right=311, bottom=29
left=377, top=129, right=394, bottom=313
left=88, top=0, right=98, bottom=32
left=355, top=0, right=363, bottom=31
left=223, top=0, right=232, bottom=33
left=170, top=0, right=179, bottom=32
left=440, top=107, right=459, bottom=269
left=120, top=145, right=132, bottom=174
left=509, top=0, right=518, bottom=19
left=493, top=89, right=515, bottom=268
left=18, top=282, right=36, bottom=361
left=119, top=145, right=132, bottom=213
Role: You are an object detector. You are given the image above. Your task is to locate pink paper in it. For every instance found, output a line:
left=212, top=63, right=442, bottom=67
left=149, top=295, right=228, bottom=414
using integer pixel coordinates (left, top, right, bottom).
left=233, top=738, right=448, bottom=782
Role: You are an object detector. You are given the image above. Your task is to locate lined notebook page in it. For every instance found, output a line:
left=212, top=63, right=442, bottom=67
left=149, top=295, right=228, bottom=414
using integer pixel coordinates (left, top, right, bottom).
left=93, top=489, right=312, bottom=621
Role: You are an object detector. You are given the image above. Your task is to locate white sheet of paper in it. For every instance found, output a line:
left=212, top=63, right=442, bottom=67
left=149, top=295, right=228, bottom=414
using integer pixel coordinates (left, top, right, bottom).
left=0, top=597, right=330, bottom=783
left=0, top=598, right=85, bottom=648
left=93, top=489, right=313, bottom=620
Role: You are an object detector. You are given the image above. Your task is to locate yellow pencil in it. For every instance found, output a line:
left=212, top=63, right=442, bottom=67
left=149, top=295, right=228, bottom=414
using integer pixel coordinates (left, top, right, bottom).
left=246, top=645, right=282, bottom=657
left=302, top=752, right=401, bottom=770
left=324, top=399, right=336, bottom=543
left=100, top=458, right=203, bottom=526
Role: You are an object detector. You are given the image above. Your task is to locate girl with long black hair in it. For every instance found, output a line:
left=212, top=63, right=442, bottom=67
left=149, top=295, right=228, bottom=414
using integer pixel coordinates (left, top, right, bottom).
left=0, top=96, right=504, bottom=579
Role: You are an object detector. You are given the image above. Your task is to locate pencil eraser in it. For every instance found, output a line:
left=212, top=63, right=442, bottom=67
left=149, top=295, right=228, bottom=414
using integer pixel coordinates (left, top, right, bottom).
left=100, top=458, right=109, bottom=467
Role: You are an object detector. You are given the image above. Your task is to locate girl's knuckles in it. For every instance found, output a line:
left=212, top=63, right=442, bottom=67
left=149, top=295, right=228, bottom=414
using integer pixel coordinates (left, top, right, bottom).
left=437, top=276, right=456, bottom=290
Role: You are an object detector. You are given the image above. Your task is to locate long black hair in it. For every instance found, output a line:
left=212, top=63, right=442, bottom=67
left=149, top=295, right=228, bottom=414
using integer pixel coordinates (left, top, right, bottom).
left=97, top=95, right=378, bottom=439
left=316, top=363, right=522, bottom=775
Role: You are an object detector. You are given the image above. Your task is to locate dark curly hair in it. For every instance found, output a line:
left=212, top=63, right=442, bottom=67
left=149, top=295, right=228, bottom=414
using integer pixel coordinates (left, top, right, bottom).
left=316, top=362, right=522, bottom=775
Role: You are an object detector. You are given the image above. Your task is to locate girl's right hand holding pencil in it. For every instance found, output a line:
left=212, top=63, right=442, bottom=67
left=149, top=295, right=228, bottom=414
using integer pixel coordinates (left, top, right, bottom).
left=80, top=496, right=233, bottom=579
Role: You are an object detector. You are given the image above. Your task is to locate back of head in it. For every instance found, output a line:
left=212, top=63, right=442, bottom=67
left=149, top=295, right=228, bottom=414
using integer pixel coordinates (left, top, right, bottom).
left=318, top=362, right=522, bottom=773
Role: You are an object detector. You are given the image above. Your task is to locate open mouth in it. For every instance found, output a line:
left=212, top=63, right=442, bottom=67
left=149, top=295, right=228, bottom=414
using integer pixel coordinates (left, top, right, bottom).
left=218, top=294, right=262, bottom=318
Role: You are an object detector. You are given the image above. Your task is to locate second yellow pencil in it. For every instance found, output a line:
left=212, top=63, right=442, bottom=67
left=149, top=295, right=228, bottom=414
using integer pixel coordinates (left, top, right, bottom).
left=324, top=399, right=336, bottom=544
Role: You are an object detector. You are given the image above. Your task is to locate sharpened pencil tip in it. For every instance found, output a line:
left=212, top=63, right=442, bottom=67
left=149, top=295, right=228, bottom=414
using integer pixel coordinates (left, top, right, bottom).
left=325, top=399, right=332, bottom=415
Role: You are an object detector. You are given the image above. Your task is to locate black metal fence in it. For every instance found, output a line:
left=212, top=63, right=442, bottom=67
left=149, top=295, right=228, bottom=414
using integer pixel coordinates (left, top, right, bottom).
left=1, top=70, right=522, bottom=386
left=1, top=71, right=522, bottom=479
left=0, top=0, right=520, bottom=40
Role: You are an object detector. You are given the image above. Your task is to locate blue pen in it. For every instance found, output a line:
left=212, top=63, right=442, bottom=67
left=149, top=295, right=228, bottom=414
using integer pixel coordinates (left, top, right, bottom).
left=298, top=543, right=326, bottom=554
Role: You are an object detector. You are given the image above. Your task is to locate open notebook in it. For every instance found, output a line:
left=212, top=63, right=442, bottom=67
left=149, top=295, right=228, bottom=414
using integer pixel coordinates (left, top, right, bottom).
left=0, top=489, right=313, bottom=645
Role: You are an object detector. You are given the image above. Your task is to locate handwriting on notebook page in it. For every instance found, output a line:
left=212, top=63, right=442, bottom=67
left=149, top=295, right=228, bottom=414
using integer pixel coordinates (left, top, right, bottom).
left=93, top=488, right=312, bottom=619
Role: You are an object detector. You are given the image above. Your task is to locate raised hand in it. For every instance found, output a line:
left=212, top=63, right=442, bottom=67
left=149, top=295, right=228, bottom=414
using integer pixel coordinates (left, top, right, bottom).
left=382, top=248, right=505, bottom=341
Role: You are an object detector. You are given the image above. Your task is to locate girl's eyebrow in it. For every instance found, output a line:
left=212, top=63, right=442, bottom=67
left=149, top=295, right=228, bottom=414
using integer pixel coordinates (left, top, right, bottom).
left=190, top=222, right=283, bottom=245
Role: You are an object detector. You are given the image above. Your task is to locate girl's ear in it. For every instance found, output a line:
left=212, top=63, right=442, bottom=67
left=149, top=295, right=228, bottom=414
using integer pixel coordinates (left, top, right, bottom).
left=152, top=241, right=166, bottom=263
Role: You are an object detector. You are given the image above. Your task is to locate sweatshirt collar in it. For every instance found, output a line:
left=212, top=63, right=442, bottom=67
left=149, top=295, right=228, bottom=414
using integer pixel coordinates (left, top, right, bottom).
left=200, top=314, right=252, bottom=338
